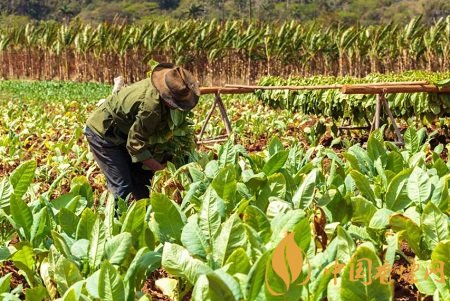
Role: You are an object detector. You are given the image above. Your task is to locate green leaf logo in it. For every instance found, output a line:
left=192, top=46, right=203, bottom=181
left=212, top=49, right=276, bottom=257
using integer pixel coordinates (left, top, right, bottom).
left=265, top=232, right=311, bottom=296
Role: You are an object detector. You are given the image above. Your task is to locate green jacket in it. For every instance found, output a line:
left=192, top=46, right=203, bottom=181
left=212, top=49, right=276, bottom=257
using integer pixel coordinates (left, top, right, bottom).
left=86, top=78, right=169, bottom=162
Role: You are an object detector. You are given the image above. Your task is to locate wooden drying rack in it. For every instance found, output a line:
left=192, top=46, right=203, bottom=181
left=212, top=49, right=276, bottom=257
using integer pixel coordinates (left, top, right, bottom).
left=197, top=81, right=450, bottom=145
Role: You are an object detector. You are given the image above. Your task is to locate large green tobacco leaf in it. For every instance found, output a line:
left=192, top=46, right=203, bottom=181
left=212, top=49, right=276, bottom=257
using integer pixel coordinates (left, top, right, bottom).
left=124, top=248, right=161, bottom=301
left=11, top=244, right=34, bottom=271
left=213, top=214, right=247, bottom=266
left=242, top=170, right=267, bottom=192
left=257, top=173, right=287, bottom=211
left=54, top=257, right=83, bottom=295
left=205, top=160, right=220, bottom=179
left=0, top=247, right=10, bottom=261
left=60, top=285, right=83, bottom=301
left=268, top=137, right=284, bottom=156
left=430, top=176, right=449, bottom=212
left=262, top=150, right=289, bottom=176
left=269, top=209, right=306, bottom=247
left=384, top=234, right=398, bottom=268
left=349, top=170, right=376, bottom=204
left=199, top=188, right=224, bottom=244
left=211, top=165, right=237, bottom=206
left=407, top=167, right=431, bottom=204
left=12, top=244, right=35, bottom=286
left=311, top=262, right=340, bottom=301
left=192, top=270, right=243, bottom=301
left=386, top=151, right=404, bottom=173
left=170, top=109, right=187, bottom=127
left=390, top=214, right=425, bottom=259
left=404, top=127, right=421, bottom=154
left=51, top=231, right=72, bottom=258
left=9, top=160, right=36, bottom=199
left=344, top=153, right=363, bottom=174
left=245, top=225, right=266, bottom=261
left=243, top=205, right=271, bottom=243
left=9, top=194, right=33, bottom=240
left=292, top=169, right=318, bottom=209
left=99, top=261, right=126, bottom=301
left=151, top=192, right=186, bottom=243
left=218, top=140, right=236, bottom=167
left=385, top=168, right=413, bottom=211
left=366, top=133, right=387, bottom=166
left=89, top=216, right=106, bottom=269
left=52, top=194, right=87, bottom=216
left=351, top=196, right=377, bottom=226
left=336, top=226, right=356, bottom=263
left=0, top=274, right=11, bottom=294
left=104, top=193, right=115, bottom=239
left=76, top=208, right=96, bottom=240
left=225, top=248, right=251, bottom=275
left=0, top=179, right=12, bottom=210
left=104, top=232, right=133, bottom=265
left=162, top=243, right=212, bottom=284
left=292, top=217, right=312, bottom=254
left=30, top=207, right=48, bottom=247
left=414, top=260, right=450, bottom=298
left=340, top=243, right=392, bottom=300
left=181, top=216, right=209, bottom=258
left=421, top=203, right=448, bottom=250
left=369, top=208, right=395, bottom=230
left=246, top=251, right=271, bottom=301
left=415, top=261, right=437, bottom=296
left=266, top=200, right=292, bottom=220
left=24, top=285, right=48, bottom=301
left=121, top=199, right=147, bottom=235
left=70, top=176, right=94, bottom=207
left=326, top=190, right=352, bottom=225
left=58, top=208, right=80, bottom=237
left=70, top=239, right=89, bottom=259
left=431, top=241, right=450, bottom=281
left=347, top=145, right=373, bottom=175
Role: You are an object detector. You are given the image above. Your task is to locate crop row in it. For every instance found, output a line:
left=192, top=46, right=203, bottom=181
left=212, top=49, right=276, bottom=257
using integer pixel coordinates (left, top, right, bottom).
left=1, top=127, right=450, bottom=300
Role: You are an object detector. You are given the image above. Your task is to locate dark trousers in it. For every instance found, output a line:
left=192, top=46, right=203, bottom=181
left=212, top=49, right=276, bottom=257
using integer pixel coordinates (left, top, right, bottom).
left=84, top=126, right=153, bottom=200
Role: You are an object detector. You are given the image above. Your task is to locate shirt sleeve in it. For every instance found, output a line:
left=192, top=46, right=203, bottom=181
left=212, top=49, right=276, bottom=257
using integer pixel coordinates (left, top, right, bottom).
left=126, top=102, right=161, bottom=162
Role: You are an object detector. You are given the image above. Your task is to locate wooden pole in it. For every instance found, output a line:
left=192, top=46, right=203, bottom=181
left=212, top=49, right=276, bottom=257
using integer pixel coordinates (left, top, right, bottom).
left=224, top=84, right=343, bottom=91
left=200, top=87, right=254, bottom=95
left=353, top=81, right=428, bottom=86
left=342, top=84, right=450, bottom=94
left=225, top=81, right=429, bottom=92
left=375, top=94, right=381, bottom=130
left=215, top=92, right=232, bottom=136
left=197, top=137, right=229, bottom=144
left=200, top=81, right=435, bottom=95
left=197, top=135, right=230, bottom=144
left=380, top=93, right=404, bottom=145
left=198, top=99, right=217, bottom=141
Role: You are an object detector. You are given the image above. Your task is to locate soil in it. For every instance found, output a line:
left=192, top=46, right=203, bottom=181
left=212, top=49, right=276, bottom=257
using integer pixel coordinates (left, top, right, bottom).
left=0, top=261, right=29, bottom=293
left=142, top=269, right=192, bottom=301
left=142, top=269, right=172, bottom=301
left=390, top=241, right=431, bottom=301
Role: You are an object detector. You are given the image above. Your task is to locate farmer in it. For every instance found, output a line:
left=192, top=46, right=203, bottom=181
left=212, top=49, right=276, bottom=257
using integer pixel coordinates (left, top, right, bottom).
left=84, top=63, right=200, bottom=200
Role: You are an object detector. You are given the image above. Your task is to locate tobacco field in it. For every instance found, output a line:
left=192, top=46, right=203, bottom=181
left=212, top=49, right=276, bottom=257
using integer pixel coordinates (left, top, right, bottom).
left=1, top=78, right=450, bottom=301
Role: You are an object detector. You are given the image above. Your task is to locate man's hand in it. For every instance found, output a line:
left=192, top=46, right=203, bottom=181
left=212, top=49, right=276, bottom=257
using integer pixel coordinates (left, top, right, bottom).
left=142, top=158, right=166, bottom=171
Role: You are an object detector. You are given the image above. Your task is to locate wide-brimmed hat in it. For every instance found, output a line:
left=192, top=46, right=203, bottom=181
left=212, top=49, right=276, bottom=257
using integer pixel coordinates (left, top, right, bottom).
left=151, top=63, right=200, bottom=111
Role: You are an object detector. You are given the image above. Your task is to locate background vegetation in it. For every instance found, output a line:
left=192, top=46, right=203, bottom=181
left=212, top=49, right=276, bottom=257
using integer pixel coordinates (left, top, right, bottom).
left=0, top=0, right=450, bottom=25
left=1, top=17, right=450, bottom=85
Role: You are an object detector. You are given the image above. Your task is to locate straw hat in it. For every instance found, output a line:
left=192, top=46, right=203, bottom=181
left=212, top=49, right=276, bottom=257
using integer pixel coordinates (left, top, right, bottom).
left=151, top=63, right=200, bottom=111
